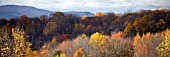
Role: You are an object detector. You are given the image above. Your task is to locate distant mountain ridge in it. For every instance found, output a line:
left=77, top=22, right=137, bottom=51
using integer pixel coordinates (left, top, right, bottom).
left=0, top=5, right=94, bottom=19
left=64, top=11, right=94, bottom=17
left=0, top=5, right=52, bottom=19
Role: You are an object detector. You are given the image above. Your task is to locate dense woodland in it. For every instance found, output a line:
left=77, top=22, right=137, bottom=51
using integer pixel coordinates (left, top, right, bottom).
left=0, top=9, right=170, bottom=57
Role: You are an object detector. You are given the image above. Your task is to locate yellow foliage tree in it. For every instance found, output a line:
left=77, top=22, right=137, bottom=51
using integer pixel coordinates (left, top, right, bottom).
left=124, top=23, right=132, bottom=37
left=0, top=32, right=11, bottom=56
left=133, top=33, right=141, bottom=47
left=89, top=32, right=106, bottom=46
left=157, top=29, right=170, bottom=57
left=12, top=28, right=32, bottom=57
left=51, top=36, right=57, bottom=46
left=81, top=33, right=87, bottom=39
left=133, top=33, right=142, bottom=57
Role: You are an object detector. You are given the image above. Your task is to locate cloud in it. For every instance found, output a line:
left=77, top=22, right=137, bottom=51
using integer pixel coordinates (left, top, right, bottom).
left=0, top=0, right=170, bottom=13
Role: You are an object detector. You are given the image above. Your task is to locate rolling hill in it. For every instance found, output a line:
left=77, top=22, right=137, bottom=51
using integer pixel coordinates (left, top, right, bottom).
left=0, top=5, right=94, bottom=19
left=0, top=5, right=52, bottom=19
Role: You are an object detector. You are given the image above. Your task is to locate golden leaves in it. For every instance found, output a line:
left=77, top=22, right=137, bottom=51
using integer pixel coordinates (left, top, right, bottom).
left=12, top=28, right=32, bottom=56
left=157, top=29, right=170, bottom=56
left=51, top=36, right=57, bottom=45
left=89, top=32, right=105, bottom=46
left=133, top=33, right=141, bottom=47
left=74, top=48, right=85, bottom=57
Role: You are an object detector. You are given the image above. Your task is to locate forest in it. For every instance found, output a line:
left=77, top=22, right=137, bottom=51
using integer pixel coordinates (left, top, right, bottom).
left=0, top=9, right=170, bottom=57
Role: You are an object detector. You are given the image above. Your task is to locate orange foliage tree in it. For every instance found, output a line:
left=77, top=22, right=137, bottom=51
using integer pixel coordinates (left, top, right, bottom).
left=74, top=48, right=86, bottom=57
left=95, top=12, right=106, bottom=16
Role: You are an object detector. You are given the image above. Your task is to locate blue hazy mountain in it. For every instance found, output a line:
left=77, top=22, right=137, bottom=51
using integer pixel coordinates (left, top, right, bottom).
left=0, top=5, right=52, bottom=19
left=0, top=5, right=94, bottom=19
left=64, top=11, right=94, bottom=17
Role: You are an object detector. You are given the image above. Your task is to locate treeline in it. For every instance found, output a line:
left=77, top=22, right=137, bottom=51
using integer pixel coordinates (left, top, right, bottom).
left=40, top=29, right=169, bottom=57
left=0, top=9, right=170, bottom=56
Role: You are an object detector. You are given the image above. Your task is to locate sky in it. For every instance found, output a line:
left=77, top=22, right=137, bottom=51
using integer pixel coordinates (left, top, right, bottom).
left=0, top=0, right=170, bottom=13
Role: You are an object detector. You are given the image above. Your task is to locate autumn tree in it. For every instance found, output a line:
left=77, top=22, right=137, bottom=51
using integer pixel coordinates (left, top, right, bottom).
left=133, top=33, right=142, bottom=57
left=50, top=36, right=57, bottom=47
left=17, top=15, right=31, bottom=31
left=52, top=50, right=67, bottom=57
left=49, top=11, right=65, bottom=21
left=113, top=18, right=124, bottom=31
left=133, top=16, right=149, bottom=35
left=74, top=23, right=86, bottom=35
left=95, top=12, right=106, bottom=16
left=0, top=26, right=13, bottom=57
left=43, top=22, right=57, bottom=36
left=148, top=20, right=157, bottom=33
left=52, top=11, right=65, bottom=17
left=156, top=19, right=167, bottom=31
left=12, top=28, right=32, bottom=57
left=0, top=32, right=11, bottom=56
left=124, top=23, right=133, bottom=37
left=18, top=15, right=30, bottom=25
left=133, top=32, right=164, bottom=57
left=157, top=29, right=170, bottom=57
left=89, top=32, right=105, bottom=46
left=74, top=48, right=86, bottom=57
